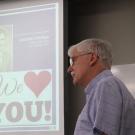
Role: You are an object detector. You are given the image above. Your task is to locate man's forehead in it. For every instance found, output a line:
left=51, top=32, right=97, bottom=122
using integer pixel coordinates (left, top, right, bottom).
left=69, top=47, right=80, bottom=57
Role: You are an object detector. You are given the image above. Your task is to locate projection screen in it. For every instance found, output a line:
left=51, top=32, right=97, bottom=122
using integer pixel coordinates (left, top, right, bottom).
left=0, top=0, right=64, bottom=135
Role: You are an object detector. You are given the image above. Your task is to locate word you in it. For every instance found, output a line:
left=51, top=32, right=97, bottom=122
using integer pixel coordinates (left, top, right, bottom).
left=0, top=101, right=51, bottom=122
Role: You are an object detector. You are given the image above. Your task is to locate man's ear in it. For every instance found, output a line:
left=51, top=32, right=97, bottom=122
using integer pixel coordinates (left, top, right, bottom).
left=89, top=53, right=98, bottom=66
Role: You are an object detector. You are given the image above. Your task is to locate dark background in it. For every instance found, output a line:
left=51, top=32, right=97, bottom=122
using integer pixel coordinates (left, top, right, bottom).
left=64, top=0, right=135, bottom=135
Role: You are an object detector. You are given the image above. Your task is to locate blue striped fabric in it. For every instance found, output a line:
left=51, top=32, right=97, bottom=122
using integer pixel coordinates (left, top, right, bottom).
left=74, top=70, right=135, bottom=135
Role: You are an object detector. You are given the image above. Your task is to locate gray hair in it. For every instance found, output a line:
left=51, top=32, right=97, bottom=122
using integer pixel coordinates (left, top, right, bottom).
left=68, top=38, right=113, bottom=67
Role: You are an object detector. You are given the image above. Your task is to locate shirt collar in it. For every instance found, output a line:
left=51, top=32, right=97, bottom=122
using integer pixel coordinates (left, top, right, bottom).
left=85, top=69, right=113, bottom=94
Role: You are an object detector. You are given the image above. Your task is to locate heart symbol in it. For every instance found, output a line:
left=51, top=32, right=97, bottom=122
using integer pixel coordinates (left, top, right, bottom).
left=24, top=71, right=51, bottom=97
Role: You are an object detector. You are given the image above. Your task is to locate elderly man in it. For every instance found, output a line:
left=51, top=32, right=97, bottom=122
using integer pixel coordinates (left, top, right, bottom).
left=67, top=38, right=135, bottom=135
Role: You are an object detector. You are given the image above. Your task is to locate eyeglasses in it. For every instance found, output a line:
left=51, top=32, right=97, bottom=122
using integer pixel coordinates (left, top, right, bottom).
left=69, top=52, right=92, bottom=66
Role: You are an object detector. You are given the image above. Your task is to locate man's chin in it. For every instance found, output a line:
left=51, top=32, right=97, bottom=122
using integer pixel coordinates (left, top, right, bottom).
left=73, top=79, right=86, bottom=88
left=73, top=79, right=80, bottom=86
left=73, top=79, right=78, bottom=85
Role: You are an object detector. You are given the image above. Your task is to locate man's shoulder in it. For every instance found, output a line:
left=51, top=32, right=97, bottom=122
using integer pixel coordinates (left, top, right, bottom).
left=93, top=75, right=125, bottom=100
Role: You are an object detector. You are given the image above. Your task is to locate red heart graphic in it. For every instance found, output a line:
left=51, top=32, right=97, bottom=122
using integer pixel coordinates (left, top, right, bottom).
left=24, top=71, right=51, bottom=97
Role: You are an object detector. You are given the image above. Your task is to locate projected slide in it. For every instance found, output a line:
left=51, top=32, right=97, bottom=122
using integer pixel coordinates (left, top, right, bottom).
left=0, top=2, right=63, bottom=134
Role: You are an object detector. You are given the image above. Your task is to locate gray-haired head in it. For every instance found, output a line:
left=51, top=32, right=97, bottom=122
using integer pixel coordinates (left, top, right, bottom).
left=68, top=38, right=113, bottom=68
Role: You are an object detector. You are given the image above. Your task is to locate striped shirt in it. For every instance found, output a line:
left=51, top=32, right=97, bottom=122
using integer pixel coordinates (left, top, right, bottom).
left=74, top=70, right=135, bottom=135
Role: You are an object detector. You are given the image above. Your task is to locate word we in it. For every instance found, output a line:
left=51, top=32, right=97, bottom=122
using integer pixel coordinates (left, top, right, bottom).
left=0, top=75, right=23, bottom=96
